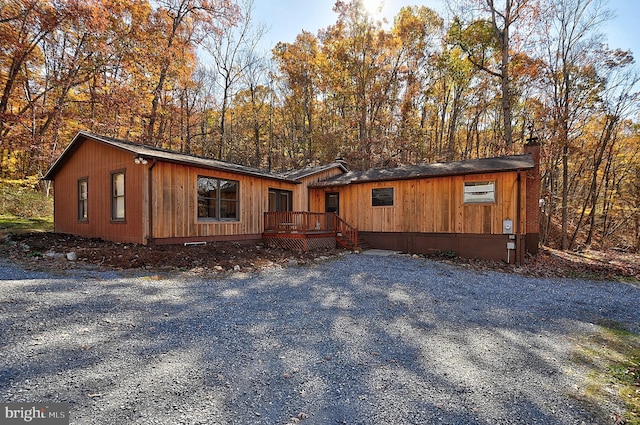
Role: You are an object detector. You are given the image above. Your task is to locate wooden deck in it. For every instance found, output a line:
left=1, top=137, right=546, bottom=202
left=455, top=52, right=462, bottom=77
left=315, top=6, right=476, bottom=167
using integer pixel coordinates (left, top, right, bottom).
left=263, top=211, right=358, bottom=251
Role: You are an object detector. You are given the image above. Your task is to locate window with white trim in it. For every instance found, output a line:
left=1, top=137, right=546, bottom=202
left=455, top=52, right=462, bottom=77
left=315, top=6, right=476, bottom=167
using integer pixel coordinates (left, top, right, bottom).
left=463, top=181, right=495, bottom=204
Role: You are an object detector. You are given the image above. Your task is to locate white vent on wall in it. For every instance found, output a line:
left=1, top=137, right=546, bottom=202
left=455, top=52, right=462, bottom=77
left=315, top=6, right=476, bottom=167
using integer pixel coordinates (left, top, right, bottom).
left=464, top=181, right=495, bottom=203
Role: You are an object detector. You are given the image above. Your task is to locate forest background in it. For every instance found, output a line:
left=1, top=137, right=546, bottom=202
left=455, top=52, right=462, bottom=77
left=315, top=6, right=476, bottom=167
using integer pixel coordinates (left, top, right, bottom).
left=0, top=0, right=638, bottom=252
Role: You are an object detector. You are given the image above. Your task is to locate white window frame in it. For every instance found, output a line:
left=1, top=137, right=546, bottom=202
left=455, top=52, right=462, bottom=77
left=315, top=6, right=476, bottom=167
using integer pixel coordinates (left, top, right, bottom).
left=463, top=181, right=496, bottom=204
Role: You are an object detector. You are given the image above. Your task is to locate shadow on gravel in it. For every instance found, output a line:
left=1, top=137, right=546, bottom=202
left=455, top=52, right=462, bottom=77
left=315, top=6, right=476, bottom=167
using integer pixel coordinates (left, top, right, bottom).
left=1, top=255, right=639, bottom=424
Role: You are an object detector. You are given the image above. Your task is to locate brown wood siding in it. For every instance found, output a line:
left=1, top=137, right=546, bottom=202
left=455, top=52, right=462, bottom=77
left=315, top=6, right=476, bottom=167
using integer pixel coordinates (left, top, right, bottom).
left=52, top=138, right=145, bottom=243
left=150, top=162, right=298, bottom=240
left=309, top=171, right=525, bottom=236
left=294, top=167, right=345, bottom=210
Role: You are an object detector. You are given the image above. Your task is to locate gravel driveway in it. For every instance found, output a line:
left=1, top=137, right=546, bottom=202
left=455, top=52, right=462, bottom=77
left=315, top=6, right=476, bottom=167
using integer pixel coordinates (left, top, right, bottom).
left=1, top=253, right=639, bottom=424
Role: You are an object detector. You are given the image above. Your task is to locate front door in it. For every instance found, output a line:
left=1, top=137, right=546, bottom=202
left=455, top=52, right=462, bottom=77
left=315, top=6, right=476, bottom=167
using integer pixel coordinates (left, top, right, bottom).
left=325, top=192, right=339, bottom=231
left=325, top=192, right=339, bottom=214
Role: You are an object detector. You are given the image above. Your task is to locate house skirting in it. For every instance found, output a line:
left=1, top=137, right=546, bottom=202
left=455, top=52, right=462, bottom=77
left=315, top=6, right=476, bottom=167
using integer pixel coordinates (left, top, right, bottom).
left=151, top=234, right=262, bottom=246
left=525, top=233, right=540, bottom=254
left=263, top=232, right=336, bottom=251
left=359, top=232, right=531, bottom=263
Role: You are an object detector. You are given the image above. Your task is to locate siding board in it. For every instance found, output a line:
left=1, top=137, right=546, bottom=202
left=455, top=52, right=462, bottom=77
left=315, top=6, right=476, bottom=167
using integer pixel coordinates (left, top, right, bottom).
left=308, top=171, right=522, bottom=236
left=150, top=162, right=297, bottom=241
left=52, top=137, right=144, bottom=243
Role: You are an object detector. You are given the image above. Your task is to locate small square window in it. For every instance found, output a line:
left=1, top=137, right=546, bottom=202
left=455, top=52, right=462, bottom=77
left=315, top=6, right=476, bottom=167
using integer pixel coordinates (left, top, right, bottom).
left=372, top=187, right=394, bottom=206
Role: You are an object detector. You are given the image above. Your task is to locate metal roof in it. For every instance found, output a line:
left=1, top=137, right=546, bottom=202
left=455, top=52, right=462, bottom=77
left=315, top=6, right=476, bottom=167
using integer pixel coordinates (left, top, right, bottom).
left=309, top=155, right=535, bottom=187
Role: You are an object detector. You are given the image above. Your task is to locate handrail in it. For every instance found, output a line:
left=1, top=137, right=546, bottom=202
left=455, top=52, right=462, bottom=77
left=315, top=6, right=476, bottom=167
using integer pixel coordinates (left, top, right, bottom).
left=264, top=211, right=358, bottom=249
left=334, top=213, right=358, bottom=249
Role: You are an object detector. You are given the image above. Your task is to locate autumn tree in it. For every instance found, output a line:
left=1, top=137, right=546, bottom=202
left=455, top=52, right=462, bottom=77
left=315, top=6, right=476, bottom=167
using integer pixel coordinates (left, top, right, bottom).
left=448, top=0, right=537, bottom=148
left=318, top=1, right=389, bottom=168
left=0, top=0, right=156, bottom=176
left=570, top=48, right=639, bottom=248
left=34, top=1, right=122, bottom=163
left=273, top=31, right=323, bottom=167
left=238, top=53, right=272, bottom=167
left=535, top=0, right=612, bottom=249
left=204, top=0, right=264, bottom=160
left=144, top=0, right=239, bottom=145
left=0, top=0, right=61, bottom=176
left=387, top=5, right=444, bottom=164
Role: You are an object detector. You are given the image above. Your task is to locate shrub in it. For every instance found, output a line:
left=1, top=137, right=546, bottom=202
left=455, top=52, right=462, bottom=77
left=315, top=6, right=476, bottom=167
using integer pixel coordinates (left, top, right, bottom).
left=0, top=178, right=53, bottom=218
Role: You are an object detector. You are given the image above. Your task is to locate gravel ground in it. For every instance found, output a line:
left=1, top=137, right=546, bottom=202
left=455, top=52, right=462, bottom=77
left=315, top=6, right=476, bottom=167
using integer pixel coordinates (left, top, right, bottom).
left=1, top=252, right=639, bottom=425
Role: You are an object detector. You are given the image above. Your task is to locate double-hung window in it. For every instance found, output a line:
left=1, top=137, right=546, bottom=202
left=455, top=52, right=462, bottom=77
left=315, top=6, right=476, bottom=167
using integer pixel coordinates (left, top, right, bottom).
left=78, top=178, right=88, bottom=221
left=197, top=176, right=239, bottom=221
left=112, top=171, right=125, bottom=221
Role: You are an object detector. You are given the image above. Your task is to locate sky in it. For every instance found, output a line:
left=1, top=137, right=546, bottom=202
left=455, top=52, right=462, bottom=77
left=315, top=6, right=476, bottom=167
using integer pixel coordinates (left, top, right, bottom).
left=252, top=0, right=640, bottom=59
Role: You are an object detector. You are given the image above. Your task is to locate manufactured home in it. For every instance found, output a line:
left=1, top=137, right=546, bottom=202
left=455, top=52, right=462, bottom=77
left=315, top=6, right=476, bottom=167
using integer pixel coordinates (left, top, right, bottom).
left=44, top=131, right=540, bottom=263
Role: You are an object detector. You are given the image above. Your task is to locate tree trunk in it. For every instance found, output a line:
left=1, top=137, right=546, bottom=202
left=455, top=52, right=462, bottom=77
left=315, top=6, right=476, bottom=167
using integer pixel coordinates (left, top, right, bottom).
left=499, top=27, right=513, bottom=147
left=146, top=65, right=168, bottom=145
left=561, top=143, right=569, bottom=250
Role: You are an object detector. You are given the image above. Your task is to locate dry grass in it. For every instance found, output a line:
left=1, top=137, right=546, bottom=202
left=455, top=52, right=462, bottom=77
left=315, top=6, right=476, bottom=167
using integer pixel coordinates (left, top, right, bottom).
left=571, top=320, right=640, bottom=424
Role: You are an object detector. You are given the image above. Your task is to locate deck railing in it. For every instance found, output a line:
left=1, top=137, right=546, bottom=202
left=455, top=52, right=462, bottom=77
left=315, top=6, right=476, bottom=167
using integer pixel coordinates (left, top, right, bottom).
left=264, top=211, right=336, bottom=233
left=263, top=211, right=358, bottom=249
